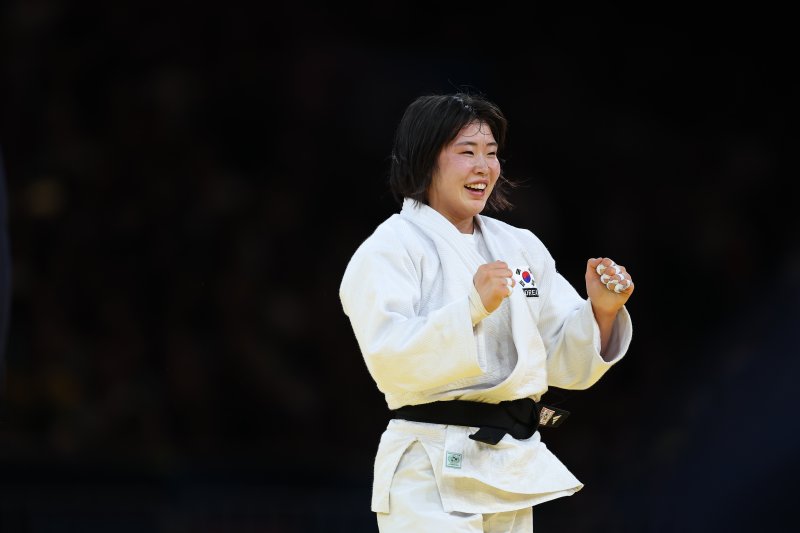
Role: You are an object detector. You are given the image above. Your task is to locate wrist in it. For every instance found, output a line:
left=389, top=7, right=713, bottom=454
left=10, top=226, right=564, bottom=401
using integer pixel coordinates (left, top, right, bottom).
left=590, top=300, right=618, bottom=325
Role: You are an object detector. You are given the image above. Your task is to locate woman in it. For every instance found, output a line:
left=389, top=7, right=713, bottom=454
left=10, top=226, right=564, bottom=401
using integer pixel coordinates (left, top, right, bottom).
left=339, top=92, right=634, bottom=532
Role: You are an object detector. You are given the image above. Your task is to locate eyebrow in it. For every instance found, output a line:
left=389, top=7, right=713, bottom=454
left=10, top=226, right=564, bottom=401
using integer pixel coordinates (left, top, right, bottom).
left=454, top=140, right=498, bottom=147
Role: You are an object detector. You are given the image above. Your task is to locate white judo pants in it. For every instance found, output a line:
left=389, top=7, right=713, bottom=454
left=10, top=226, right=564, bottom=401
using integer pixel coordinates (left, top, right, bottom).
left=376, top=441, right=533, bottom=532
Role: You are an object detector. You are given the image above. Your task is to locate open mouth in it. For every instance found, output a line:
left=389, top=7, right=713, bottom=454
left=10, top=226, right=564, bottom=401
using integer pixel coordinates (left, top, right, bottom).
left=464, top=183, right=487, bottom=195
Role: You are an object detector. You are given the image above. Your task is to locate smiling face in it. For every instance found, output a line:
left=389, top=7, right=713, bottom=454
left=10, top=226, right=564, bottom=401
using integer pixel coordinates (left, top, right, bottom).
left=428, top=121, right=501, bottom=233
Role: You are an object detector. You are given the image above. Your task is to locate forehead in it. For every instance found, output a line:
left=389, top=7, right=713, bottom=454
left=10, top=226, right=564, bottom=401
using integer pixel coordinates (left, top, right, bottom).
left=452, top=121, right=496, bottom=144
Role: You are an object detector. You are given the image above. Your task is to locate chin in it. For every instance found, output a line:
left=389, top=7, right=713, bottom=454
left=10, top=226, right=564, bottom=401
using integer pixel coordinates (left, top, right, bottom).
left=472, top=200, right=489, bottom=214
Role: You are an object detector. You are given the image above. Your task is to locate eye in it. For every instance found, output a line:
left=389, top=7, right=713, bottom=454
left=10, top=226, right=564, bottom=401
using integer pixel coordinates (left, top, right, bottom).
left=461, top=150, right=474, bottom=155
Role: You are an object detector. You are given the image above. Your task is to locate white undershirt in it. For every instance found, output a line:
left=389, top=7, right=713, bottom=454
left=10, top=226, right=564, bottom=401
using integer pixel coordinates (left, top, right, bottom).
left=460, top=225, right=519, bottom=389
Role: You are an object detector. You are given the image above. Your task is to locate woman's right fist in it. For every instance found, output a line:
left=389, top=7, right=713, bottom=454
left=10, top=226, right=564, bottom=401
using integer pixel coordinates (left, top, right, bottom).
left=473, top=260, right=514, bottom=313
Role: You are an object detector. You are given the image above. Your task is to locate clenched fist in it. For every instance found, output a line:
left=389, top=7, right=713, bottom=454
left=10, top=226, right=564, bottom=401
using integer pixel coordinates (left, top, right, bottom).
left=473, top=260, right=515, bottom=313
left=585, top=257, right=634, bottom=318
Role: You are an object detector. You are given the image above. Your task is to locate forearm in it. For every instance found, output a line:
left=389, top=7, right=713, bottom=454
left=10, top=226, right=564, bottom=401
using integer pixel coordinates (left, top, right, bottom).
left=591, top=305, right=618, bottom=361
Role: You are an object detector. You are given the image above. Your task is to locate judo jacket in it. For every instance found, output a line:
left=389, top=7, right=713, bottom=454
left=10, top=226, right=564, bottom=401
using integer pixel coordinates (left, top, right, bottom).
left=339, top=198, right=633, bottom=514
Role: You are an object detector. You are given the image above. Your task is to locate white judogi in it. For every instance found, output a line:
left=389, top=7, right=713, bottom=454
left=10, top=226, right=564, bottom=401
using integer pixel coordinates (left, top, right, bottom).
left=339, top=198, right=632, bottom=525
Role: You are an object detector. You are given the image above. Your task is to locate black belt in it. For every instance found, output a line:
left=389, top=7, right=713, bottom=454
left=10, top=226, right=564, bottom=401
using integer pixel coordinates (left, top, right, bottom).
left=391, top=398, right=569, bottom=445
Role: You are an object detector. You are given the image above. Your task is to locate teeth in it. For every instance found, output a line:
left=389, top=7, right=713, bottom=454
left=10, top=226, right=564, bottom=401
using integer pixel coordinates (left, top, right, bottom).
left=465, top=183, right=487, bottom=190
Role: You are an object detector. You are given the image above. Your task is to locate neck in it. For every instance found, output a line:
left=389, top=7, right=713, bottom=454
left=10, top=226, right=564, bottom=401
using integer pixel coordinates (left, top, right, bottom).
left=450, top=216, right=474, bottom=234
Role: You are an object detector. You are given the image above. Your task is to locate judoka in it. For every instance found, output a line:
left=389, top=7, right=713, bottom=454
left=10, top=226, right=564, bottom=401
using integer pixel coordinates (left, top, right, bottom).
left=340, top=92, right=634, bottom=532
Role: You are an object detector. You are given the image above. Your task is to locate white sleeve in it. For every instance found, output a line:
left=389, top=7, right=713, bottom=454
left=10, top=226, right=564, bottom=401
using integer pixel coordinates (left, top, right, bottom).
left=339, top=239, right=485, bottom=394
left=468, top=283, right=491, bottom=326
left=538, top=263, right=632, bottom=390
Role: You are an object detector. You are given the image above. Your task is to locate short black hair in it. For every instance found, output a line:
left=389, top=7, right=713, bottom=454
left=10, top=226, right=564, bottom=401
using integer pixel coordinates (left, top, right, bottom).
left=388, top=91, right=514, bottom=211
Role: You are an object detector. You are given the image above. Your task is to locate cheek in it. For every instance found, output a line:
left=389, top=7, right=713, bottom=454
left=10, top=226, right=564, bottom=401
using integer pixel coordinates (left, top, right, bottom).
left=490, top=162, right=501, bottom=180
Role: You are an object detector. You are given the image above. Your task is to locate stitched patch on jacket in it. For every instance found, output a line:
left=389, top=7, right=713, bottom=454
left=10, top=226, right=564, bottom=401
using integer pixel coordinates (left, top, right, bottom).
left=445, top=451, right=463, bottom=469
left=514, top=267, right=539, bottom=297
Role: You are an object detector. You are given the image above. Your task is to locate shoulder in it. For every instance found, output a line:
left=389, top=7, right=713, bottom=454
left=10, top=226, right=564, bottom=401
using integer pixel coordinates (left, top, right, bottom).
left=348, top=214, right=417, bottom=257
left=340, top=214, right=426, bottom=299
left=342, top=214, right=427, bottom=276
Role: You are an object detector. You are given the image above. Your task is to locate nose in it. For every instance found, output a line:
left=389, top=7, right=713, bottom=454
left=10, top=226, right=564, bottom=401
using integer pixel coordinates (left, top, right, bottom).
left=474, top=155, right=489, bottom=174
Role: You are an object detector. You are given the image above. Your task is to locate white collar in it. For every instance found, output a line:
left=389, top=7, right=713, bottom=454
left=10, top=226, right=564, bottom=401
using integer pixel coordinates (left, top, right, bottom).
left=400, top=198, right=487, bottom=268
left=400, top=198, right=486, bottom=236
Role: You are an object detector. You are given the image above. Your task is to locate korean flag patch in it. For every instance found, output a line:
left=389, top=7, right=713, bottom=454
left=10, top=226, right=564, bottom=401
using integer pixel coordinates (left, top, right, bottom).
left=513, top=267, right=539, bottom=298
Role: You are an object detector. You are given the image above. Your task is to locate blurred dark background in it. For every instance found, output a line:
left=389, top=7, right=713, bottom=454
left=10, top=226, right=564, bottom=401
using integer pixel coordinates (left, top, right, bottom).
left=1, top=2, right=798, bottom=532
